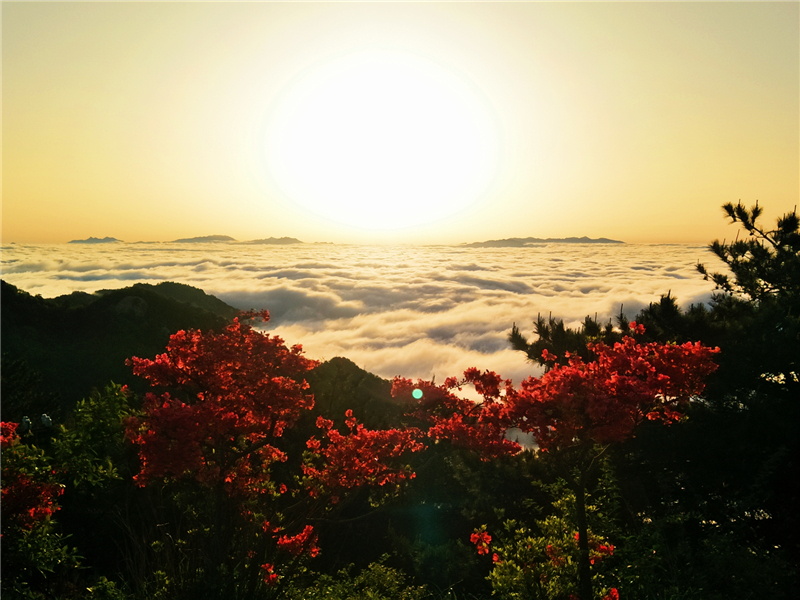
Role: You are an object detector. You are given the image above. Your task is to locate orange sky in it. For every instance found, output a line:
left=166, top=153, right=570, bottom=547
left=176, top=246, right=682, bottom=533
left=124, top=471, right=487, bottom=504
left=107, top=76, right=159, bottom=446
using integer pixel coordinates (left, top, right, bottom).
left=2, top=2, right=798, bottom=245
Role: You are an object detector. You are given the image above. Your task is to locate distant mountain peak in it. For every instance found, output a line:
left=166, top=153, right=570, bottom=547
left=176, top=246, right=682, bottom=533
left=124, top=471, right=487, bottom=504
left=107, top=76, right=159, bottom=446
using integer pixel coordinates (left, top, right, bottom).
left=243, top=237, right=303, bottom=245
left=171, top=235, right=236, bottom=243
left=68, top=236, right=122, bottom=244
left=463, top=236, right=624, bottom=247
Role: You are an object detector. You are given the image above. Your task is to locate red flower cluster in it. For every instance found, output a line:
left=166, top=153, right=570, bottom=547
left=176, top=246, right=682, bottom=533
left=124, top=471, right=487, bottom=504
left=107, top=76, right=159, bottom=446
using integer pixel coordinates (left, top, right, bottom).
left=470, top=529, right=492, bottom=555
left=125, top=312, right=318, bottom=494
left=1, top=471, right=63, bottom=528
left=123, top=315, right=436, bottom=573
left=511, top=330, right=719, bottom=451
left=573, top=531, right=615, bottom=565
left=542, top=532, right=614, bottom=569
left=392, top=369, right=521, bottom=459
left=0, top=422, right=63, bottom=530
left=303, top=410, right=424, bottom=493
left=1, top=421, right=19, bottom=449
left=276, top=524, right=319, bottom=557
left=396, top=326, right=719, bottom=457
left=591, top=542, right=614, bottom=565
left=260, top=563, right=278, bottom=586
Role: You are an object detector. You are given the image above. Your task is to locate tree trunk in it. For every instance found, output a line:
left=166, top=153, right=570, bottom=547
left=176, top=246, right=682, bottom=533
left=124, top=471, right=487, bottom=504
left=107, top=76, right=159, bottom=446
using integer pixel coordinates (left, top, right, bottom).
left=575, top=475, right=592, bottom=600
left=209, top=482, right=229, bottom=599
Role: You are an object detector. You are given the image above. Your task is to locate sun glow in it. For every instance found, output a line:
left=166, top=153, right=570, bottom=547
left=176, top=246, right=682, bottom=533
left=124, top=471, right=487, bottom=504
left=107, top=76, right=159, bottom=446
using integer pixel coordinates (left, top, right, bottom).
left=265, top=51, right=500, bottom=231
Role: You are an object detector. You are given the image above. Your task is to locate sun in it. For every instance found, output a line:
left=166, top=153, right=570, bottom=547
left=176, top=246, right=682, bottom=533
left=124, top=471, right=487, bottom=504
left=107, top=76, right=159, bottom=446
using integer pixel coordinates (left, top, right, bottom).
left=265, top=51, right=499, bottom=231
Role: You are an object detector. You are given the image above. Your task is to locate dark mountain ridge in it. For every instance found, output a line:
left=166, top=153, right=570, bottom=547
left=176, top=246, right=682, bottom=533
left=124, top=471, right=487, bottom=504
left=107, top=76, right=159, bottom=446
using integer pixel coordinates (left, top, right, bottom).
left=1, top=280, right=238, bottom=417
left=171, top=234, right=237, bottom=243
left=68, top=236, right=122, bottom=244
left=464, top=236, right=624, bottom=247
left=242, top=237, right=303, bottom=245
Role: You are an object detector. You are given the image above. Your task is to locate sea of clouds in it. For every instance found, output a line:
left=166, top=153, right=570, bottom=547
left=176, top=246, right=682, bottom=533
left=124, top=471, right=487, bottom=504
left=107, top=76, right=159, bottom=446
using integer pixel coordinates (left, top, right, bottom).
left=1, top=243, right=718, bottom=384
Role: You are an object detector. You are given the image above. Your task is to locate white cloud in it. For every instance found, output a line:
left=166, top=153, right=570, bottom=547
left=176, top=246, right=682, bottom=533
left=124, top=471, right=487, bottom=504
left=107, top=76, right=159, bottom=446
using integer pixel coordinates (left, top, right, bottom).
left=1, top=243, right=717, bottom=382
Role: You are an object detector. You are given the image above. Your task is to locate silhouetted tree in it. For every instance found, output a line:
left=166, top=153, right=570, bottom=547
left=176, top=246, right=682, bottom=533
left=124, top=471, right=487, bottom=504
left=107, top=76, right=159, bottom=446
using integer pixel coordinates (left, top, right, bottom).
left=697, top=201, right=800, bottom=310
left=509, top=312, right=626, bottom=371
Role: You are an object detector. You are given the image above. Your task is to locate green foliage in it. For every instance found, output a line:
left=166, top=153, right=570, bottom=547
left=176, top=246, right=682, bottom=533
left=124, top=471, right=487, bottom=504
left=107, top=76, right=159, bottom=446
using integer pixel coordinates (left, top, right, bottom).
left=285, top=558, right=429, bottom=600
left=2, top=385, right=141, bottom=599
left=615, top=512, right=796, bottom=600
left=487, top=480, right=617, bottom=600
left=53, top=383, right=138, bottom=488
left=1, top=429, right=80, bottom=600
left=511, top=203, right=800, bottom=402
left=391, top=530, right=480, bottom=593
left=1, top=522, right=82, bottom=600
left=85, top=577, right=130, bottom=600
left=1, top=432, right=56, bottom=485
left=615, top=405, right=800, bottom=597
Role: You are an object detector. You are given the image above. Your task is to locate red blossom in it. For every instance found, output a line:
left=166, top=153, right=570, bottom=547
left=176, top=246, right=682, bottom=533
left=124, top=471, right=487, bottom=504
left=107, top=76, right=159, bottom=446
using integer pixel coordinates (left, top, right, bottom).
left=1, top=421, right=19, bottom=449
left=545, top=533, right=615, bottom=569
left=470, top=529, right=492, bottom=555
left=315, top=416, right=333, bottom=430
left=512, top=336, right=719, bottom=451
left=1, top=423, right=63, bottom=530
left=590, top=542, right=614, bottom=565
left=400, top=333, right=718, bottom=458
left=303, top=410, right=424, bottom=493
left=124, top=314, right=318, bottom=495
left=541, top=349, right=558, bottom=364
left=392, top=370, right=520, bottom=459
left=276, top=524, right=319, bottom=557
left=260, top=563, right=279, bottom=586
left=1, top=472, right=62, bottom=528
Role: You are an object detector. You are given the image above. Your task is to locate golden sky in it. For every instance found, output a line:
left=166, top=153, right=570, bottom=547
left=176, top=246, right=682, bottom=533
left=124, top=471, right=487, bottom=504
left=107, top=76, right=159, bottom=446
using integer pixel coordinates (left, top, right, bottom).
left=2, top=1, right=798, bottom=245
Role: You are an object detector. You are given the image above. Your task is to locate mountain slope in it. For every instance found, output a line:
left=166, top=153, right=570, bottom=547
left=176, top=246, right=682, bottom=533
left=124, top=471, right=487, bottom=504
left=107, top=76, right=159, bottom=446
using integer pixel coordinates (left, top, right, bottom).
left=1, top=280, right=238, bottom=417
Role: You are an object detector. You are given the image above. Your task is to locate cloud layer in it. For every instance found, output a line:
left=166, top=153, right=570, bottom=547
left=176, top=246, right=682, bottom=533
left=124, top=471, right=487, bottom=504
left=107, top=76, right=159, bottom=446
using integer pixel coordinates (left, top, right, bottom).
left=1, top=243, right=717, bottom=384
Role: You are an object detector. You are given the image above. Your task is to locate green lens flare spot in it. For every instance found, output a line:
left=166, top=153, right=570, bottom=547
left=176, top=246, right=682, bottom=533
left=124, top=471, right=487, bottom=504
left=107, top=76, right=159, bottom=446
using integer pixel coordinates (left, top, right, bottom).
left=412, top=389, right=423, bottom=400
